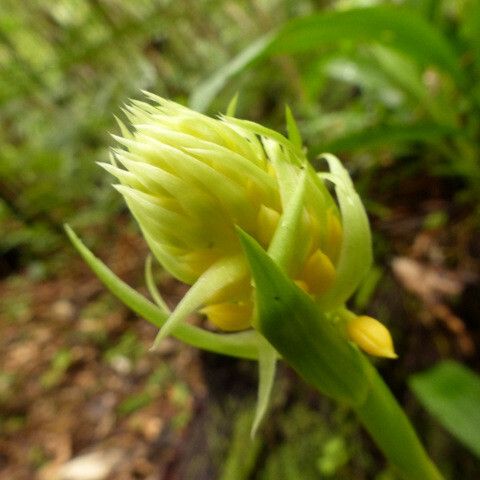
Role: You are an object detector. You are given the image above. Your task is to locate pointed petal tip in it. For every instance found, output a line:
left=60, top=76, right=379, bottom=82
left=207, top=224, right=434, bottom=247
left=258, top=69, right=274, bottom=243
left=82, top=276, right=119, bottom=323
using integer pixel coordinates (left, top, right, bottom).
left=383, top=350, right=399, bottom=360
left=112, top=183, right=132, bottom=196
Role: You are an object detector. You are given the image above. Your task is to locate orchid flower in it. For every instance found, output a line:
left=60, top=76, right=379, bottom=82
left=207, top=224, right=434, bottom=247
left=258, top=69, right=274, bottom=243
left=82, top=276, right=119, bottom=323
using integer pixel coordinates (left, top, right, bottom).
left=67, top=94, right=442, bottom=480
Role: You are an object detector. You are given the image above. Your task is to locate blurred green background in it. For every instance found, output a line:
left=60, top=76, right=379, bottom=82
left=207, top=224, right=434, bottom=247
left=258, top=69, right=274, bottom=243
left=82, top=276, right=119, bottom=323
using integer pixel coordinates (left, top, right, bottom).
left=1, top=0, right=479, bottom=479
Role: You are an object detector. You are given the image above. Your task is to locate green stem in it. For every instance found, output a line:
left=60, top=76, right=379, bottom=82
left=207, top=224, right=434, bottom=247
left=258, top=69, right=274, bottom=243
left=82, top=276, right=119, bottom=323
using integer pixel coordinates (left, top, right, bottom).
left=355, top=364, right=444, bottom=480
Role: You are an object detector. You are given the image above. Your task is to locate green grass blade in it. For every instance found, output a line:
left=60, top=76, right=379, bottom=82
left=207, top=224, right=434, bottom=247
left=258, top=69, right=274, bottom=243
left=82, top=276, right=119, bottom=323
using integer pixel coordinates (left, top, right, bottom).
left=189, top=32, right=276, bottom=112
left=251, top=338, right=277, bottom=437
left=219, top=408, right=263, bottom=480
left=144, top=254, right=170, bottom=312
left=319, top=123, right=459, bottom=153
left=270, top=7, right=461, bottom=79
left=191, top=6, right=463, bottom=111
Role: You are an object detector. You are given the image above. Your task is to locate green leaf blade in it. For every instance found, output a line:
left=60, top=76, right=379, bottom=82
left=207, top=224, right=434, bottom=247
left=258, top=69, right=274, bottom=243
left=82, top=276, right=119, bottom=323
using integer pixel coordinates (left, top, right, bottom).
left=191, top=6, right=463, bottom=112
left=410, top=360, right=480, bottom=459
left=251, top=338, right=277, bottom=437
left=320, top=123, right=459, bottom=154
left=189, top=33, right=276, bottom=112
left=285, top=105, right=302, bottom=150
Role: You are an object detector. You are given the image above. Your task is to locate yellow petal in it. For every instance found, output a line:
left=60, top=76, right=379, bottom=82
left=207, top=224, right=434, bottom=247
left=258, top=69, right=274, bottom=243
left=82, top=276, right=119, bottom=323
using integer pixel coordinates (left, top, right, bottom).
left=256, top=204, right=281, bottom=247
left=300, top=249, right=336, bottom=296
left=346, top=316, right=397, bottom=359
left=201, top=302, right=253, bottom=331
left=324, top=209, right=343, bottom=263
left=181, top=249, right=223, bottom=278
left=294, top=279, right=310, bottom=293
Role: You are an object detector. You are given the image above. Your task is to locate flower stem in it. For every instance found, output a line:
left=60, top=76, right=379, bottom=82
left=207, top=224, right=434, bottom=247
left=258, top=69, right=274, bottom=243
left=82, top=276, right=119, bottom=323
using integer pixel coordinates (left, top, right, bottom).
left=354, top=364, right=444, bottom=480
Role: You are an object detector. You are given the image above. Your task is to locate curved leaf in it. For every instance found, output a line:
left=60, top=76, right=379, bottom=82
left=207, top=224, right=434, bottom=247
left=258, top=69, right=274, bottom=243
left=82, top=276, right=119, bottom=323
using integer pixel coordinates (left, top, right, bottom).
left=317, top=154, right=372, bottom=310
left=410, top=360, right=480, bottom=459
left=191, top=6, right=462, bottom=112
left=319, top=123, right=459, bottom=153
left=251, top=338, right=277, bottom=437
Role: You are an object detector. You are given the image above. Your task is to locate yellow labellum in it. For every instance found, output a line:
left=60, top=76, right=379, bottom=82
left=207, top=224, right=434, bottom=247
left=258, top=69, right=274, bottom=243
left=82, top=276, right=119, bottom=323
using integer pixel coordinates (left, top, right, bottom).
left=346, top=316, right=397, bottom=359
left=201, top=302, right=253, bottom=331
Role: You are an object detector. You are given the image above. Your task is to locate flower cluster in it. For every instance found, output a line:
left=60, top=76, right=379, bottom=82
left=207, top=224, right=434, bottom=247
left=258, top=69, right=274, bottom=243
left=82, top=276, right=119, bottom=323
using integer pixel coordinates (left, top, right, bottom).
left=102, top=93, right=395, bottom=359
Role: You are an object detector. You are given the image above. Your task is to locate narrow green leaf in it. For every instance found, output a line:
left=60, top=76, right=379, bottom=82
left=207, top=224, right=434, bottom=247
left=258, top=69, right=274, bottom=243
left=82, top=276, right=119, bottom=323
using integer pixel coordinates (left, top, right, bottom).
left=189, top=33, right=276, bottom=112
left=410, top=360, right=480, bottom=459
left=144, top=254, right=170, bottom=312
left=219, top=408, right=263, bottom=480
left=191, top=6, right=462, bottom=111
left=461, top=0, right=480, bottom=80
left=65, top=225, right=259, bottom=360
left=251, top=338, right=277, bottom=437
left=270, top=7, right=461, bottom=80
left=319, top=123, right=459, bottom=154
left=285, top=105, right=302, bottom=150
left=369, top=45, right=450, bottom=124
left=237, top=228, right=370, bottom=405
left=226, top=92, right=239, bottom=117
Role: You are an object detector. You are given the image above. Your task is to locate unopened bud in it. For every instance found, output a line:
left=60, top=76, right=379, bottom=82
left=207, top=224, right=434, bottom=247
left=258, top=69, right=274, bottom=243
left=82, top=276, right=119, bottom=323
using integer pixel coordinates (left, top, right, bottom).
left=346, top=316, right=397, bottom=359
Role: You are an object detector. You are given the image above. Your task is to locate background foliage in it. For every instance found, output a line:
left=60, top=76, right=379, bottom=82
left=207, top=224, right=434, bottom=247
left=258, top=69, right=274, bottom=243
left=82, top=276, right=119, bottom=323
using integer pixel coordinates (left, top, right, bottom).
left=1, top=0, right=479, bottom=479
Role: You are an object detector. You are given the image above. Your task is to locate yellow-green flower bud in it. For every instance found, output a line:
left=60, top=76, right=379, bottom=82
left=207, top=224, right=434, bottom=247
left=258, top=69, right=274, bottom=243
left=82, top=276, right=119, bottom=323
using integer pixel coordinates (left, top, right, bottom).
left=103, top=92, right=393, bottom=357
left=346, top=315, right=397, bottom=359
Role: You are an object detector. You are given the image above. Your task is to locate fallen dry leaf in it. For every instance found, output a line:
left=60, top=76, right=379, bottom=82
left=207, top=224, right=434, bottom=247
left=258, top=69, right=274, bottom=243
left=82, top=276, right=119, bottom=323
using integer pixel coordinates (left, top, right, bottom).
left=392, top=256, right=474, bottom=354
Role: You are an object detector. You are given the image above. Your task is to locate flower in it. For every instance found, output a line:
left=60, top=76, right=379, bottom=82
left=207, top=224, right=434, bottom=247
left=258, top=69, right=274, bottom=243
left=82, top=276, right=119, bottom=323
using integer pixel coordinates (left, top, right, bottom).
left=101, top=92, right=395, bottom=359
left=68, top=94, right=440, bottom=471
